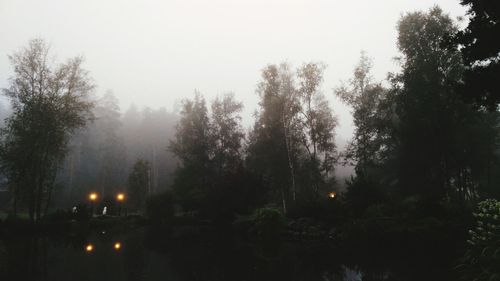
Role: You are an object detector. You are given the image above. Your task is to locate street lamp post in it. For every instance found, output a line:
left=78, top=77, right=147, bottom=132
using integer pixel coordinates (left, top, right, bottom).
left=116, top=193, right=125, bottom=216
left=89, top=192, right=98, bottom=216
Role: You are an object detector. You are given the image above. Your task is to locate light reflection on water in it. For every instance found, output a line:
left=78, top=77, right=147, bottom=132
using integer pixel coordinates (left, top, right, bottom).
left=0, top=226, right=451, bottom=281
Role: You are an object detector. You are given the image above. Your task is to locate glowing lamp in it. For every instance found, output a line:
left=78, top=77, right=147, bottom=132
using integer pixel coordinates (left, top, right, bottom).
left=328, top=192, right=337, bottom=199
left=114, top=242, right=121, bottom=250
left=89, top=192, right=98, bottom=201
left=85, top=244, right=94, bottom=252
left=116, top=193, right=125, bottom=202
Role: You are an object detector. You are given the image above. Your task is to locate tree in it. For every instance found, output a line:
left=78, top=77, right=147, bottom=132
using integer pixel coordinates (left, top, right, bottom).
left=247, top=64, right=299, bottom=213
left=297, top=63, right=337, bottom=197
left=387, top=6, right=499, bottom=205
left=127, top=159, right=151, bottom=210
left=169, top=93, right=212, bottom=210
left=247, top=62, right=338, bottom=213
left=169, top=91, right=253, bottom=216
left=454, top=0, right=500, bottom=109
left=210, top=93, right=245, bottom=176
left=335, top=53, right=388, bottom=176
left=0, top=101, right=10, bottom=127
left=0, top=39, right=94, bottom=222
left=94, top=91, right=127, bottom=198
left=122, top=105, right=178, bottom=193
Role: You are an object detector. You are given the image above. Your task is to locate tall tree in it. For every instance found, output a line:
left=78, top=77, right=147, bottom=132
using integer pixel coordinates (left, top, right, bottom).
left=169, top=93, right=212, bottom=210
left=247, top=62, right=338, bottom=213
left=393, top=7, right=464, bottom=203
left=0, top=101, right=10, bottom=127
left=297, top=63, right=337, bottom=196
left=247, top=64, right=298, bottom=213
left=389, top=7, right=498, bottom=204
left=94, top=91, right=127, bottom=198
left=454, top=0, right=500, bottom=109
left=0, top=39, right=94, bottom=221
left=127, top=159, right=151, bottom=210
left=335, top=53, right=388, bottom=176
left=210, top=93, right=244, bottom=175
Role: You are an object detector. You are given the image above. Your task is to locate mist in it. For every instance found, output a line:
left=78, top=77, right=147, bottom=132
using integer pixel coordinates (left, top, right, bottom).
left=0, top=0, right=467, bottom=137
left=2, top=1, right=500, bottom=280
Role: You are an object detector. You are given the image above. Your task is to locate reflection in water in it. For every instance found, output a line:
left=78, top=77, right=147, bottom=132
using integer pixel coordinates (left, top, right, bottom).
left=2, top=235, right=49, bottom=281
left=0, top=226, right=455, bottom=281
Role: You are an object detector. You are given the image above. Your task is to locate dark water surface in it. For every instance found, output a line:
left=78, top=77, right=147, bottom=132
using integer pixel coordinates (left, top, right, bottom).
left=0, top=225, right=457, bottom=281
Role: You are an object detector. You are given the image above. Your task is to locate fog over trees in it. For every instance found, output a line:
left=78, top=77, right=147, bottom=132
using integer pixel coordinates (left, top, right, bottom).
left=0, top=1, right=500, bottom=279
left=0, top=5, right=498, bottom=215
left=54, top=92, right=179, bottom=208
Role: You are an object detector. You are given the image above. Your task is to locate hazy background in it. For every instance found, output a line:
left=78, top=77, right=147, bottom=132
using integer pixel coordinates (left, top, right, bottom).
left=0, top=0, right=467, bottom=141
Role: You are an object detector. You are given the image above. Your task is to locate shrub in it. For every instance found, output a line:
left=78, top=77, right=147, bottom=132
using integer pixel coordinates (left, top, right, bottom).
left=458, top=199, right=500, bottom=280
left=45, top=209, right=72, bottom=222
left=249, top=207, right=285, bottom=239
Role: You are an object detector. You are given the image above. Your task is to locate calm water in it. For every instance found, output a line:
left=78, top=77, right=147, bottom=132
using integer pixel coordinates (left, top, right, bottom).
left=0, top=225, right=457, bottom=281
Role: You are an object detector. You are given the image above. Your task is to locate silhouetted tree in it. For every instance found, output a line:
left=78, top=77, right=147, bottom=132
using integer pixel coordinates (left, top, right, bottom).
left=210, top=93, right=244, bottom=176
left=247, top=62, right=338, bottom=213
left=128, top=159, right=151, bottom=210
left=94, top=91, right=127, bottom=198
left=297, top=63, right=337, bottom=198
left=386, top=7, right=499, bottom=205
left=0, top=39, right=94, bottom=221
left=454, top=0, right=500, bottom=109
left=247, top=64, right=300, bottom=213
left=169, top=93, right=212, bottom=211
left=335, top=53, right=388, bottom=175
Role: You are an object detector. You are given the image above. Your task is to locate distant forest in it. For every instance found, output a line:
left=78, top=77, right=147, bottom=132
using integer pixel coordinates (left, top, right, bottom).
left=0, top=92, right=177, bottom=200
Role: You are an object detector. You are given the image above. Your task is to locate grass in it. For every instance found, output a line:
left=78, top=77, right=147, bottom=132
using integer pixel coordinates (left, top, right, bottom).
left=0, top=211, right=31, bottom=220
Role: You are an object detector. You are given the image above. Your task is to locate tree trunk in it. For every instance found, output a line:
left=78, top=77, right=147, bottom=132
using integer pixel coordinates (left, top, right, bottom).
left=282, top=113, right=297, bottom=202
left=281, top=186, right=287, bottom=215
left=43, top=168, right=57, bottom=219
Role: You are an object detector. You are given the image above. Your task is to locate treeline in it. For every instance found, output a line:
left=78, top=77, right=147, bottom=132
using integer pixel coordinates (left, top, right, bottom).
left=0, top=57, right=179, bottom=219
left=168, top=62, right=339, bottom=219
left=167, top=6, right=500, bottom=221
left=53, top=92, right=179, bottom=207
left=0, top=3, right=499, bottom=228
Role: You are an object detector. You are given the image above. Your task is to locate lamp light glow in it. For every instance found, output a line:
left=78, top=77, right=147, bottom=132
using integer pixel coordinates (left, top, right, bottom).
left=85, top=244, right=94, bottom=252
left=89, top=192, right=98, bottom=201
left=116, top=193, right=125, bottom=201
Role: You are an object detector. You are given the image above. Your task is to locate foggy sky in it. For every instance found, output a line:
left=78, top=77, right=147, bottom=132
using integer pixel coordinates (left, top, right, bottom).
left=0, top=0, right=467, bottom=141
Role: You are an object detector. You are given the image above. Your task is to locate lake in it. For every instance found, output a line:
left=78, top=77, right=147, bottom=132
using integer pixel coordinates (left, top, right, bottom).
left=0, top=224, right=458, bottom=281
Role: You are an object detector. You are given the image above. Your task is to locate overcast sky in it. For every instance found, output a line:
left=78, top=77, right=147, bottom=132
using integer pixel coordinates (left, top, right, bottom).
left=0, top=0, right=467, bottom=141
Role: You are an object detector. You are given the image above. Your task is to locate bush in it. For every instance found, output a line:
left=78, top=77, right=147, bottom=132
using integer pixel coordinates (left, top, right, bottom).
left=458, top=199, right=500, bottom=280
left=249, top=207, right=285, bottom=239
left=45, top=209, right=72, bottom=222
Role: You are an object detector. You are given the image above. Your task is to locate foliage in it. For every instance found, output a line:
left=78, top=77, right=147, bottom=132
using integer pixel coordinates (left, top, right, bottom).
left=57, top=102, right=178, bottom=205
left=336, top=7, right=500, bottom=210
left=0, top=39, right=94, bottom=222
left=458, top=199, right=500, bottom=280
left=335, top=52, right=389, bottom=175
left=211, top=93, right=245, bottom=174
left=247, top=62, right=338, bottom=213
left=169, top=92, right=258, bottom=219
left=454, top=0, right=500, bottom=109
left=128, top=159, right=151, bottom=210
left=249, top=207, right=285, bottom=239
